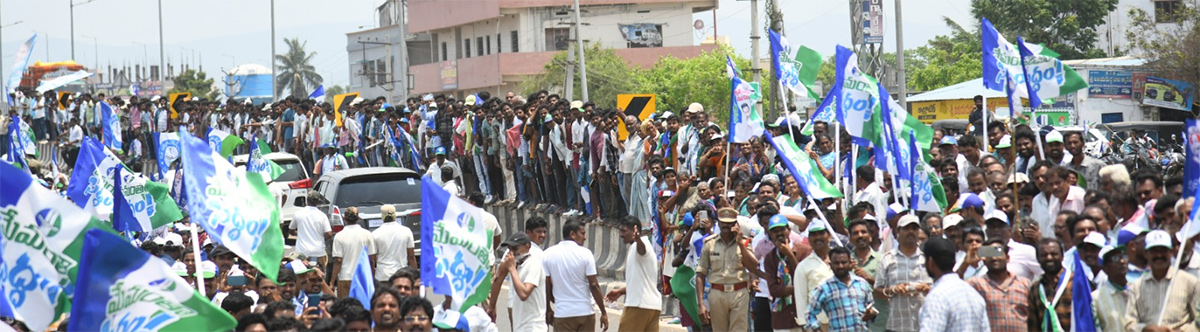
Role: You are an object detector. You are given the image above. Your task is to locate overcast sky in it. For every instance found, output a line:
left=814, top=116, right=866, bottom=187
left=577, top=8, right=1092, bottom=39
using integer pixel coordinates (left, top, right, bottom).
left=0, top=0, right=976, bottom=89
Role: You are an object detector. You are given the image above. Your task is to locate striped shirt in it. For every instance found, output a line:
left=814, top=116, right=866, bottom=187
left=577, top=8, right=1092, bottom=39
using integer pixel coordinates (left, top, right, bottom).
left=875, top=248, right=931, bottom=332
left=968, top=273, right=1032, bottom=332
left=920, top=273, right=989, bottom=332
left=805, top=275, right=873, bottom=332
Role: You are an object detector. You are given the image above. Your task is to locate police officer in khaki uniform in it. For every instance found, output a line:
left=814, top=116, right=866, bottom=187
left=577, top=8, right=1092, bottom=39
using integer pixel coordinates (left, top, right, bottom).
left=697, top=207, right=768, bottom=331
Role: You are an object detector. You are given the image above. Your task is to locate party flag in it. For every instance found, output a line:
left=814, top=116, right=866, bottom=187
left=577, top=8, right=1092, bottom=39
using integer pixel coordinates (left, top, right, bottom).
left=0, top=161, right=116, bottom=331
left=205, top=128, right=244, bottom=159
left=154, top=132, right=182, bottom=180
left=349, top=246, right=375, bottom=310
left=729, top=75, right=764, bottom=143
left=68, top=229, right=236, bottom=332
left=420, top=175, right=494, bottom=312
left=67, top=137, right=182, bottom=230
left=179, top=130, right=283, bottom=282
left=766, top=130, right=842, bottom=199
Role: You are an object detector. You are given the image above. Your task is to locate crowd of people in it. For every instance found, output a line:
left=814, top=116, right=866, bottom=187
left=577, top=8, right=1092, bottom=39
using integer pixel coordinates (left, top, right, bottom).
left=4, top=84, right=1197, bottom=332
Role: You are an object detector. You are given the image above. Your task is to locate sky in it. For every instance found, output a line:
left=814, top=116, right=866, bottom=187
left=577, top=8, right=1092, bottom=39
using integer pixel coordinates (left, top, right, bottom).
left=0, top=0, right=977, bottom=89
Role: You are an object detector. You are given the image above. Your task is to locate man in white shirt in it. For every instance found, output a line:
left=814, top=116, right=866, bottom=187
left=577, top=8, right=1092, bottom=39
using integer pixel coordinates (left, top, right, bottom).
left=330, top=207, right=376, bottom=298
left=500, top=231, right=547, bottom=332
left=542, top=219, right=608, bottom=331
left=425, top=146, right=462, bottom=187
left=371, top=204, right=415, bottom=283
left=319, top=145, right=348, bottom=176
left=290, top=192, right=333, bottom=267
left=605, top=217, right=661, bottom=331
left=1029, top=161, right=1057, bottom=238
left=853, top=165, right=889, bottom=227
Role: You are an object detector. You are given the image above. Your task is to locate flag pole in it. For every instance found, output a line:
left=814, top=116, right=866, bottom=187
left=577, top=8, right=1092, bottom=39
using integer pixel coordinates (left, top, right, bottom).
left=189, top=223, right=205, bottom=296
left=982, top=94, right=989, bottom=148
left=805, top=193, right=843, bottom=247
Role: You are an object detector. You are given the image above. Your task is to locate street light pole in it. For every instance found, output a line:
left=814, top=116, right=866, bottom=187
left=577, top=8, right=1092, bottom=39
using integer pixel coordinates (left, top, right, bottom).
left=271, top=0, right=277, bottom=101
left=70, top=0, right=97, bottom=61
left=157, top=0, right=165, bottom=81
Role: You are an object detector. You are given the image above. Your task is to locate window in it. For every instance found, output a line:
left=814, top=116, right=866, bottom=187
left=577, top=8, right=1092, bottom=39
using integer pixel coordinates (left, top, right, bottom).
left=497, top=33, right=501, bottom=53
left=361, top=60, right=377, bottom=86
left=545, top=28, right=570, bottom=51
left=375, top=58, right=388, bottom=85
left=477, top=37, right=484, bottom=56
left=486, top=35, right=492, bottom=55
left=441, top=42, right=447, bottom=61
left=464, top=39, right=471, bottom=58
left=1156, top=0, right=1182, bottom=23
left=511, top=31, right=519, bottom=52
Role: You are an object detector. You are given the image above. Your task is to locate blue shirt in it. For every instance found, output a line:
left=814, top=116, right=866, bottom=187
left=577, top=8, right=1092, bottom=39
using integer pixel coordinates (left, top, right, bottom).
left=807, top=275, right=874, bottom=332
left=282, top=108, right=296, bottom=141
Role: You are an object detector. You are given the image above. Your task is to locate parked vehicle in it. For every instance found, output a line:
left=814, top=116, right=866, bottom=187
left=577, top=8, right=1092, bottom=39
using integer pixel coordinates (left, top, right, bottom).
left=308, top=167, right=424, bottom=255
left=232, top=152, right=310, bottom=226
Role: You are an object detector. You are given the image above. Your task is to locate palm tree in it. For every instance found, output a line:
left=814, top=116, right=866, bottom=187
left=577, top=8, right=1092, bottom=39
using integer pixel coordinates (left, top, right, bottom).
left=275, top=38, right=323, bottom=98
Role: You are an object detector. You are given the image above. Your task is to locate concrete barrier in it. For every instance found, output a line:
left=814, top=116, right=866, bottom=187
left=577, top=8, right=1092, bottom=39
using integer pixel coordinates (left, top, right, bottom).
left=486, top=204, right=628, bottom=280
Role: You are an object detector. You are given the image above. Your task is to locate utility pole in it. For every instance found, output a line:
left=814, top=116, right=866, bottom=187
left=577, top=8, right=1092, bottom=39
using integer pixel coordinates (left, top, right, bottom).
left=158, top=0, right=165, bottom=82
left=750, top=0, right=762, bottom=115
left=573, top=0, right=589, bottom=101
left=767, top=0, right=784, bottom=119
left=894, top=0, right=907, bottom=106
left=70, top=0, right=98, bottom=60
left=563, top=29, right=576, bottom=101
left=397, top=0, right=409, bottom=101
left=271, top=0, right=277, bottom=101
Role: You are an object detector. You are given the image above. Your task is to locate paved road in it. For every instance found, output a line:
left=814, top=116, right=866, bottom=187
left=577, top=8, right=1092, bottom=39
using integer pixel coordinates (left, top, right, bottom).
left=429, top=279, right=687, bottom=332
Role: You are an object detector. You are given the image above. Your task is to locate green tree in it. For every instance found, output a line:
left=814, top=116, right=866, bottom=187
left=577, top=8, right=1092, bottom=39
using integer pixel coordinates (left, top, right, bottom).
left=326, top=84, right=348, bottom=97
left=275, top=38, right=323, bottom=98
left=907, top=18, right=982, bottom=92
left=972, top=0, right=1118, bottom=59
left=520, top=42, right=640, bottom=108
left=169, top=69, right=218, bottom=100
left=1125, top=5, right=1200, bottom=109
left=637, top=46, right=758, bottom=124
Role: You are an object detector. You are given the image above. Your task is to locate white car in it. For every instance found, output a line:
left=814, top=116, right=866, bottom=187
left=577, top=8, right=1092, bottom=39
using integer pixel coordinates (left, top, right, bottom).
left=232, top=152, right=311, bottom=225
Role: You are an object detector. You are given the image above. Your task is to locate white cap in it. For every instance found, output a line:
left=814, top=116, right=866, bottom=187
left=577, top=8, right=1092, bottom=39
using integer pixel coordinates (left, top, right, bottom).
left=162, top=232, right=184, bottom=247
left=942, top=214, right=964, bottom=230
left=261, top=103, right=272, bottom=111
left=686, top=102, right=704, bottom=113
left=1146, top=230, right=1173, bottom=250
left=1007, top=173, right=1030, bottom=185
left=1099, top=245, right=1119, bottom=263
left=197, top=260, right=217, bottom=279
left=1081, top=231, right=1107, bottom=248
left=897, top=214, right=920, bottom=228
left=1045, top=130, right=1064, bottom=143
left=985, top=210, right=1009, bottom=225
left=350, top=97, right=366, bottom=106
left=150, top=95, right=162, bottom=102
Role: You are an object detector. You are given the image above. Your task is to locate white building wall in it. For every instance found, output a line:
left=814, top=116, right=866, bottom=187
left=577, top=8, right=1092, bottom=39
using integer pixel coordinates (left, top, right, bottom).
left=1095, top=0, right=1192, bottom=55
left=1073, top=66, right=1151, bottom=124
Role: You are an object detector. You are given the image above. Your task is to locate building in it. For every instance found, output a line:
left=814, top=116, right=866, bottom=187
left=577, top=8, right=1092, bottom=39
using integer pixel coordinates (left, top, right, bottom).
left=347, top=0, right=718, bottom=102
left=1095, top=0, right=1192, bottom=55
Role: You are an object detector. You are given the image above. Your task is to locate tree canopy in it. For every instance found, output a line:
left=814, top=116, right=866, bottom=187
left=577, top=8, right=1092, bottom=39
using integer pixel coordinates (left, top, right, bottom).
left=275, top=38, right=323, bottom=98
left=972, top=0, right=1118, bottom=59
left=1125, top=5, right=1200, bottom=110
left=169, top=69, right=218, bottom=100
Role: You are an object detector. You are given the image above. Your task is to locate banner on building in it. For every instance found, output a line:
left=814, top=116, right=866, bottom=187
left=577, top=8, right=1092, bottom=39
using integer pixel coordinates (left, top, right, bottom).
left=1087, top=70, right=1133, bottom=99
left=1142, top=76, right=1194, bottom=111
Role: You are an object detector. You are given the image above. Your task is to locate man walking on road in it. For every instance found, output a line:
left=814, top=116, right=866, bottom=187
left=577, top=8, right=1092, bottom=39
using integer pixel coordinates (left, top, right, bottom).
left=543, top=219, right=608, bottom=332
left=605, top=216, right=661, bottom=332
left=697, top=207, right=765, bottom=332
left=371, top=204, right=416, bottom=283
left=330, top=207, right=375, bottom=298
left=290, top=191, right=333, bottom=267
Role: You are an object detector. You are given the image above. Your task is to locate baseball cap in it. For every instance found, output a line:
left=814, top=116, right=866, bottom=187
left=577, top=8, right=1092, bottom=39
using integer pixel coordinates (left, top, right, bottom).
left=806, top=218, right=829, bottom=233
left=1099, top=245, right=1121, bottom=265
left=287, top=260, right=313, bottom=275
left=464, top=95, right=477, bottom=106
left=680, top=212, right=695, bottom=227
left=768, top=215, right=789, bottom=230
left=502, top=232, right=532, bottom=248
left=709, top=133, right=725, bottom=141
left=349, top=97, right=366, bottom=106
left=196, top=260, right=217, bottom=279
left=716, top=207, right=739, bottom=223
left=956, top=193, right=985, bottom=211
left=886, top=203, right=908, bottom=221
left=995, top=135, right=1013, bottom=148
left=172, top=261, right=188, bottom=277
left=381, top=204, right=396, bottom=219
left=659, top=111, right=676, bottom=120
left=209, top=245, right=234, bottom=258
left=686, top=102, right=704, bottom=113
left=1080, top=232, right=1107, bottom=248
left=1145, top=230, right=1172, bottom=250
left=435, top=146, right=447, bottom=155
left=571, top=100, right=584, bottom=111
left=760, top=174, right=780, bottom=186
left=897, top=214, right=920, bottom=228
left=985, top=210, right=1009, bottom=225
left=942, top=214, right=964, bottom=230
left=939, top=136, right=957, bottom=146
left=1117, top=224, right=1148, bottom=247
left=1045, top=130, right=1064, bottom=144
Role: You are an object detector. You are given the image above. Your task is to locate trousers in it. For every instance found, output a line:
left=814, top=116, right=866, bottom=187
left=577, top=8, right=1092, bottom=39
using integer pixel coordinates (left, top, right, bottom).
left=707, top=287, right=749, bottom=332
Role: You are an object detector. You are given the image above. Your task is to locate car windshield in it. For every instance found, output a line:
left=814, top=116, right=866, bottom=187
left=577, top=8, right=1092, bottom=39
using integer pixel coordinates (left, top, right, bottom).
left=273, top=159, right=307, bottom=182
left=334, top=173, right=422, bottom=207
